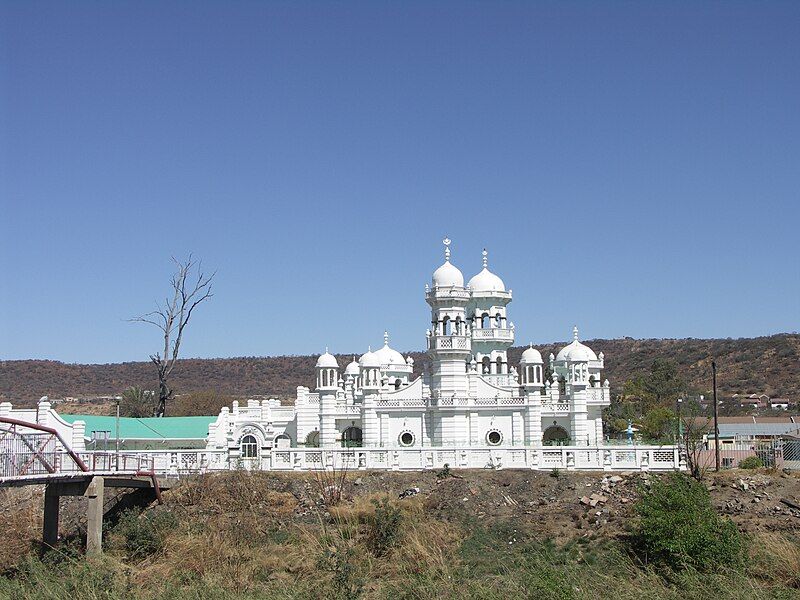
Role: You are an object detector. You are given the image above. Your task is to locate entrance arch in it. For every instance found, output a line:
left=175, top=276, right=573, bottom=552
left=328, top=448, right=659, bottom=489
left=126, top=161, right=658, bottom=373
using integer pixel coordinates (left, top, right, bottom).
left=341, top=426, right=363, bottom=448
left=305, top=431, right=320, bottom=447
left=543, top=425, right=570, bottom=446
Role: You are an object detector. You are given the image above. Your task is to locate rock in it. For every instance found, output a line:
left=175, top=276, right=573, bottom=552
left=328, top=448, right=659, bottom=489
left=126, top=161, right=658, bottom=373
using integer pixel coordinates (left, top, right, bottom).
left=609, top=475, right=624, bottom=483
left=354, top=477, right=363, bottom=486
left=580, top=496, right=592, bottom=506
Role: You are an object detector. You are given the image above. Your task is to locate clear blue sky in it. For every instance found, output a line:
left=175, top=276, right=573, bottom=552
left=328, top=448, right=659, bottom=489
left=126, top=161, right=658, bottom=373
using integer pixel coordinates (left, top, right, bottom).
left=1, top=2, right=798, bottom=364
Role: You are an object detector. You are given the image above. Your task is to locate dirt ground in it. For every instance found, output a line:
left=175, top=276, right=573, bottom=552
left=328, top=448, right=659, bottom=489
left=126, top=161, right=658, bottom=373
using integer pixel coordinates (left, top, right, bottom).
left=2, top=467, right=799, bottom=569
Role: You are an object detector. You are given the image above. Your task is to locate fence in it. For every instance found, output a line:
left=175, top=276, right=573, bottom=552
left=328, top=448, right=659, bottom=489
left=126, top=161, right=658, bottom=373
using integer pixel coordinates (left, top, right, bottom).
left=693, top=443, right=784, bottom=472
left=109, top=444, right=684, bottom=476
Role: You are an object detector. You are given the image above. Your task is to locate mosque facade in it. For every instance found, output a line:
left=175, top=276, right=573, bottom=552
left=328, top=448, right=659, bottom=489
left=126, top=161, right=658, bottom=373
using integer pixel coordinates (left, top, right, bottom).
left=206, top=239, right=612, bottom=458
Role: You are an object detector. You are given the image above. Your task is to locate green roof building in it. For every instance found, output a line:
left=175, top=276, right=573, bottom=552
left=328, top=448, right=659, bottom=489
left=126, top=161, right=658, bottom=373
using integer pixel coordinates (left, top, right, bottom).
left=60, top=414, right=215, bottom=450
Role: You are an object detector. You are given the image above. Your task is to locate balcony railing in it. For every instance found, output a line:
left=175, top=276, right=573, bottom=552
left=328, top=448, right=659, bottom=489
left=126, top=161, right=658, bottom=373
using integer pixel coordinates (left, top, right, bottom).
left=426, top=288, right=471, bottom=301
left=472, top=327, right=514, bottom=342
left=427, top=334, right=471, bottom=351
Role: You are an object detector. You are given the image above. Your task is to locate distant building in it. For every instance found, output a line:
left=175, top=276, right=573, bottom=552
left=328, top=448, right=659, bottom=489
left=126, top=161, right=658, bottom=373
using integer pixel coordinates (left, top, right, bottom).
left=769, top=398, right=791, bottom=410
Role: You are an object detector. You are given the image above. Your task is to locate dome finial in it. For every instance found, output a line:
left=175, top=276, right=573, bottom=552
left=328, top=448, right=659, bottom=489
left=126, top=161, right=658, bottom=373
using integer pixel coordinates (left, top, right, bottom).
left=573, top=326, right=579, bottom=341
left=383, top=330, right=389, bottom=346
left=325, top=346, right=329, bottom=353
left=443, top=237, right=451, bottom=262
left=482, top=248, right=488, bottom=269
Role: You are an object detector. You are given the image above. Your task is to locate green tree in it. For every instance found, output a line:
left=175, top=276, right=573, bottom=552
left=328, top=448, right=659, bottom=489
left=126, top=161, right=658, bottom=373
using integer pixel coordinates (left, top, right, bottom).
left=119, top=386, right=154, bottom=418
left=641, top=406, right=676, bottom=442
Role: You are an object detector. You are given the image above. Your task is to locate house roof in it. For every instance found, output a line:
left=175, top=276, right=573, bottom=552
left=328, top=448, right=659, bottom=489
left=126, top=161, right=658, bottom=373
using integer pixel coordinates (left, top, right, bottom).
left=717, top=422, right=800, bottom=438
left=61, top=414, right=215, bottom=440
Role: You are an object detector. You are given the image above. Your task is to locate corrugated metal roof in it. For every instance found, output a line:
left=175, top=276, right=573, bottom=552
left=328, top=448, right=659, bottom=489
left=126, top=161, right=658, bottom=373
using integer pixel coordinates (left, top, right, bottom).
left=61, top=414, right=214, bottom=440
left=718, top=422, right=800, bottom=437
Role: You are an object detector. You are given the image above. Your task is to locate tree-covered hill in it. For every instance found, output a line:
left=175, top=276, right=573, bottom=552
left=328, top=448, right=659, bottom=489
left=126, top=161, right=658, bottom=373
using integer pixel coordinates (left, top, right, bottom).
left=1, top=334, right=798, bottom=404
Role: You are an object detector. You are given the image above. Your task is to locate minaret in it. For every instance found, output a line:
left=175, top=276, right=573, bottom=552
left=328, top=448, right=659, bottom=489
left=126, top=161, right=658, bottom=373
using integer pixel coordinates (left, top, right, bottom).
left=426, top=238, right=471, bottom=398
left=467, top=248, right=513, bottom=382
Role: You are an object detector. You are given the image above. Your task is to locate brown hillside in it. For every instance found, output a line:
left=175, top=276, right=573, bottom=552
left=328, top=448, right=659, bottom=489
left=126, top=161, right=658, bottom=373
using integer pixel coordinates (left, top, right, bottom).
left=1, top=334, right=798, bottom=404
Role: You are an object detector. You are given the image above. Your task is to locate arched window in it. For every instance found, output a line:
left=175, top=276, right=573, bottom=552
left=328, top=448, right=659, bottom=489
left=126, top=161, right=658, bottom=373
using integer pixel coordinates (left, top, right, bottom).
left=496, top=356, right=503, bottom=375
left=589, top=375, right=596, bottom=387
left=394, top=378, right=402, bottom=390
left=241, top=434, right=258, bottom=458
left=495, top=313, right=502, bottom=328
left=481, top=313, right=490, bottom=329
left=455, top=316, right=462, bottom=335
left=442, top=316, right=451, bottom=335
left=305, top=431, right=320, bottom=447
left=558, top=376, right=566, bottom=395
left=481, top=356, right=491, bottom=374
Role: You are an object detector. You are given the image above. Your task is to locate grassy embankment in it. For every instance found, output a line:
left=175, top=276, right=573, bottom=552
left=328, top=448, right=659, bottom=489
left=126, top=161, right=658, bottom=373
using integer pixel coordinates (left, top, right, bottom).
left=0, top=470, right=799, bottom=600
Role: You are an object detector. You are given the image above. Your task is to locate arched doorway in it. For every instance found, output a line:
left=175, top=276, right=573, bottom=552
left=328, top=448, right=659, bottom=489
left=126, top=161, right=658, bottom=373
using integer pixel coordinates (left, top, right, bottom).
left=305, top=431, right=320, bottom=447
left=543, top=426, right=570, bottom=446
left=341, top=426, right=363, bottom=448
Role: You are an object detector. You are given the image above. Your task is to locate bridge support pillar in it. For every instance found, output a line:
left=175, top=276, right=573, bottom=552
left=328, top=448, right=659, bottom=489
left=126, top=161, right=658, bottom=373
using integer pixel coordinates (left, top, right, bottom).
left=85, top=476, right=104, bottom=556
left=42, top=485, right=60, bottom=549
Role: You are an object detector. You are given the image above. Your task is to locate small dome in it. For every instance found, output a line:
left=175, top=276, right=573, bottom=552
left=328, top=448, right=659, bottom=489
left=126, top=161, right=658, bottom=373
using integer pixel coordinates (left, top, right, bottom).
left=316, top=351, right=339, bottom=368
left=359, top=349, right=381, bottom=368
left=520, top=346, right=543, bottom=364
left=406, top=355, right=414, bottom=365
left=344, top=357, right=360, bottom=375
left=555, top=327, right=597, bottom=362
left=432, top=260, right=464, bottom=288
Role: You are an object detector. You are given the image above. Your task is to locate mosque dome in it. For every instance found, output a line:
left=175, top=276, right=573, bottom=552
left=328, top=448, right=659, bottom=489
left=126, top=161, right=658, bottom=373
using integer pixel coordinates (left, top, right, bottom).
left=344, top=357, right=360, bottom=376
left=467, top=249, right=505, bottom=292
left=520, top=346, right=543, bottom=364
left=359, top=348, right=381, bottom=368
left=315, top=351, right=339, bottom=369
left=432, top=261, right=464, bottom=288
left=374, top=332, right=406, bottom=366
left=556, top=327, right=597, bottom=362
left=431, top=237, right=464, bottom=288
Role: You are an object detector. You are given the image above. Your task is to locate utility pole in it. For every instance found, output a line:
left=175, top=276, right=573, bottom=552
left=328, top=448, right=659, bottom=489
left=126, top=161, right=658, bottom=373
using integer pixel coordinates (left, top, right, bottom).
left=115, top=396, right=121, bottom=471
left=712, top=361, right=720, bottom=472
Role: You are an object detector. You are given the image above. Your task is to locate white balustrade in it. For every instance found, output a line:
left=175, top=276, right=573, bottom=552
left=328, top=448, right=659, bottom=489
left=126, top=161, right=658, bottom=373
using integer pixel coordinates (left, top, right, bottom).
left=104, top=444, right=683, bottom=475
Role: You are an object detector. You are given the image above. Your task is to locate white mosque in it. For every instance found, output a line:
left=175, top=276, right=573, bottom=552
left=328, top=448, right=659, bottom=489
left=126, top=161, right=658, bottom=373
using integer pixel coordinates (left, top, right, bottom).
left=205, top=239, right=612, bottom=456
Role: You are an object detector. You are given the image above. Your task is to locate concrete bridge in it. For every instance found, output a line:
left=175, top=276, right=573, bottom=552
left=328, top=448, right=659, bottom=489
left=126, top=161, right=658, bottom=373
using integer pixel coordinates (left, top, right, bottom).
left=0, top=416, right=167, bottom=555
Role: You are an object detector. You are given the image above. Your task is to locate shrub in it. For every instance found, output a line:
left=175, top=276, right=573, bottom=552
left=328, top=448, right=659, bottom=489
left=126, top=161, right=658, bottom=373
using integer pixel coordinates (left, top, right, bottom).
left=436, top=463, right=451, bottom=480
left=113, top=508, right=177, bottom=560
left=368, top=497, right=403, bottom=557
left=633, top=473, right=744, bottom=572
left=550, top=468, right=561, bottom=479
left=739, top=455, right=764, bottom=470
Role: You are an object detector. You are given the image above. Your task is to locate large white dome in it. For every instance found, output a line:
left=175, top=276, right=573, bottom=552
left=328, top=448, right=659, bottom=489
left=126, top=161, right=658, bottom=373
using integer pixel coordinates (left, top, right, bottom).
left=556, top=327, right=597, bottom=362
left=374, top=332, right=406, bottom=367
left=468, top=268, right=505, bottom=293
left=432, top=260, right=464, bottom=288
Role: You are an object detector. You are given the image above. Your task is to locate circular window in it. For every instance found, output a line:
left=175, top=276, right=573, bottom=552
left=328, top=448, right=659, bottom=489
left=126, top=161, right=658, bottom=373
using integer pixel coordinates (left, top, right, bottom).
left=399, top=431, right=415, bottom=447
left=486, top=430, right=503, bottom=446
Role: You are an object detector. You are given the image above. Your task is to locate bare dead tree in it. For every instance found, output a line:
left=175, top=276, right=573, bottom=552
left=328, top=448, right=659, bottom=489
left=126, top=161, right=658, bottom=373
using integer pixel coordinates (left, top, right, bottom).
left=131, top=256, right=214, bottom=417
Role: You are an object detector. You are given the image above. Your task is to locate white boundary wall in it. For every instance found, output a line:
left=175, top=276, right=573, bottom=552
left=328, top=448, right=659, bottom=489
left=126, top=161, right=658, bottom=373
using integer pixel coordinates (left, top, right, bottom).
left=116, top=444, right=685, bottom=475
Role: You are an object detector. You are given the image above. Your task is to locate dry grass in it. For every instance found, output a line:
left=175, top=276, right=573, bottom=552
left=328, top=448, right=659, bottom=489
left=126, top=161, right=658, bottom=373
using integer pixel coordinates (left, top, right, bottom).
left=0, top=487, right=43, bottom=569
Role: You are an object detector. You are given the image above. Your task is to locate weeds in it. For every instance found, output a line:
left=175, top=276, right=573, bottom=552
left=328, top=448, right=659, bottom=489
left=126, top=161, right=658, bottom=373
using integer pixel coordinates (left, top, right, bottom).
left=367, top=498, right=403, bottom=557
